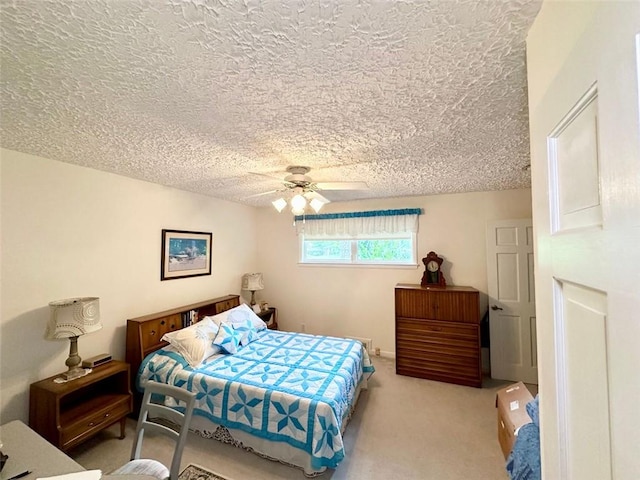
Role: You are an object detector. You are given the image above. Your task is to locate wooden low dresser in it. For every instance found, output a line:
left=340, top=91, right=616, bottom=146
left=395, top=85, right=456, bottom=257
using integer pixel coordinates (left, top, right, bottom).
left=29, top=360, right=132, bottom=451
left=395, top=283, right=482, bottom=387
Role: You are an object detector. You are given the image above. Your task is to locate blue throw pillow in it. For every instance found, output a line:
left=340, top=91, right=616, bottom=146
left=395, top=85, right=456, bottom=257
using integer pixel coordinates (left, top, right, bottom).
left=213, top=322, right=243, bottom=354
left=234, top=318, right=259, bottom=346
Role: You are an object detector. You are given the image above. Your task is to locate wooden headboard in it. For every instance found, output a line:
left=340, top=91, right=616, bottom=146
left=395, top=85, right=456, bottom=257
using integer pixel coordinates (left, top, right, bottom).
left=125, top=294, right=240, bottom=414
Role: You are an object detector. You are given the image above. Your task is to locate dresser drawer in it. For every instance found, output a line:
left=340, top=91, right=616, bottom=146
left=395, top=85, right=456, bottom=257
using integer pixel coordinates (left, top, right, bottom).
left=60, top=394, right=131, bottom=450
left=397, top=353, right=479, bottom=372
left=397, top=317, right=479, bottom=347
left=396, top=356, right=481, bottom=387
left=396, top=344, right=479, bottom=366
left=395, top=286, right=480, bottom=323
left=396, top=339, right=478, bottom=360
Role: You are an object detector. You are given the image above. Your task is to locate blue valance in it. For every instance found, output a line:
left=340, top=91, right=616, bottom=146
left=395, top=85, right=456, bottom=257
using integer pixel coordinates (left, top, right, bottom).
left=294, top=208, right=422, bottom=222
left=295, top=208, right=423, bottom=236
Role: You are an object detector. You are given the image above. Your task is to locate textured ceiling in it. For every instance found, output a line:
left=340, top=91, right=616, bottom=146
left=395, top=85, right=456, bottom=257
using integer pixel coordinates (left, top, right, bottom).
left=0, top=0, right=541, bottom=207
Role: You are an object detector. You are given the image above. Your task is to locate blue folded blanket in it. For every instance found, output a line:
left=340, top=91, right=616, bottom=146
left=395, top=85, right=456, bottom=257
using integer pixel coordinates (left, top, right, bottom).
left=527, top=394, right=540, bottom=427
left=506, top=395, right=541, bottom=480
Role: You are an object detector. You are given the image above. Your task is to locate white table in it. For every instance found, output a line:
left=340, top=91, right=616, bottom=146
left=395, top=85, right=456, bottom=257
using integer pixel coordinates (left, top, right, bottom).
left=0, top=420, right=158, bottom=480
left=0, top=420, right=84, bottom=480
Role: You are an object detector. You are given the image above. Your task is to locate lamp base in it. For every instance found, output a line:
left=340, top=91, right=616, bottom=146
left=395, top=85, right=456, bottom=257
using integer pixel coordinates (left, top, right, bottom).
left=61, top=335, right=89, bottom=381
left=62, top=366, right=90, bottom=381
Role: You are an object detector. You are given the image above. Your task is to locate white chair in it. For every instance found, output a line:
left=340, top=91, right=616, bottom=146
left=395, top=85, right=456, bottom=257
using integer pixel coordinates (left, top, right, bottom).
left=111, top=381, right=196, bottom=480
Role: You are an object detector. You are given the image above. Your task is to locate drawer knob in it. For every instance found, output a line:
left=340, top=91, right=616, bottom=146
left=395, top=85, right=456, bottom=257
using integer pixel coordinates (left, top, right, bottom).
left=88, top=422, right=95, bottom=427
left=160, top=320, right=165, bottom=325
left=104, top=413, right=110, bottom=418
left=170, top=324, right=176, bottom=329
left=150, top=330, right=156, bottom=336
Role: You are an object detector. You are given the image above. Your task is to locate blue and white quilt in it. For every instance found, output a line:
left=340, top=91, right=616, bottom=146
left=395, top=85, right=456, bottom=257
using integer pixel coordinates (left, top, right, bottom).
left=138, top=329, right=374, bottom=471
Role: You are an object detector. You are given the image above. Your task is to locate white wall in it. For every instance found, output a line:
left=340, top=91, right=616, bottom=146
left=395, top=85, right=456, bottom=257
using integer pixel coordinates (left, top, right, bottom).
left=0, top=149, right=259, bottom=423
left=256, top=189, right=532, bottom=356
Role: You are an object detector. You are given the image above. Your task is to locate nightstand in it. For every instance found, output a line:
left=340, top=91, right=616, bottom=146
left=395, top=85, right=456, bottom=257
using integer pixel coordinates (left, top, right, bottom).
left=257, top=307, right=278, bottom=330
left=29, top=360, right=132, bottom=452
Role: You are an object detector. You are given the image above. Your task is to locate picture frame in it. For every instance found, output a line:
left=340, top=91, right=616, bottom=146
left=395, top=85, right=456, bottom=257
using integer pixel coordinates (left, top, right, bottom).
left=161, top=229, right=213, bottom=281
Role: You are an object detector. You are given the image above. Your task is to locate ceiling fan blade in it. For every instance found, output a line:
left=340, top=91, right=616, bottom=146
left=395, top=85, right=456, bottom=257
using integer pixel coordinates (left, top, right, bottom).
left=305, top=191, right=331, bottom=204
left=246, top=189, right=280, bottom=198
left=316, top=181, right=369, bottom=191
left=249, top=171, right=287, bottom=181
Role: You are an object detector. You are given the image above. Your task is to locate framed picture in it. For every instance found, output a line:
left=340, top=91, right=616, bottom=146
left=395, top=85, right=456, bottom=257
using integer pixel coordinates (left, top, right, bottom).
left=161, top=229, right=213, bottom=280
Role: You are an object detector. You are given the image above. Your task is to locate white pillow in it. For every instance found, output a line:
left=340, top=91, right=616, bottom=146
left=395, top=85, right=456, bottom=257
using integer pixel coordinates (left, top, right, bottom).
left=161, top=317, right=221, bottom=368
left=206, top=303, right=267, bottom=331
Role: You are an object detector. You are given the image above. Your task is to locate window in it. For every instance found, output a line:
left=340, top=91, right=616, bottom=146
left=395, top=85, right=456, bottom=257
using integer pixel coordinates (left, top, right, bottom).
left=301, top=233, right=417, bottom=265
left=296, top=208, right=422, bottom=267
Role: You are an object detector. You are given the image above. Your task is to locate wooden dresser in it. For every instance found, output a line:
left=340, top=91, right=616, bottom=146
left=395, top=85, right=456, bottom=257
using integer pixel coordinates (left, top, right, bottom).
left=395, top=283, right=481, bottom=387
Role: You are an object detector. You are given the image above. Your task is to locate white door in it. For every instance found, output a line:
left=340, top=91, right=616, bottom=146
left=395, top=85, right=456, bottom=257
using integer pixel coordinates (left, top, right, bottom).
left=486, top=219, right=537, bottom=384
left=527, top=2, right=640, bottom=479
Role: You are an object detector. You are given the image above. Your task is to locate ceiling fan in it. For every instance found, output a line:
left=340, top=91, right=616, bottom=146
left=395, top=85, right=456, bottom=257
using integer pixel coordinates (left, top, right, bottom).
left=253, top=165, right=369, bottom=214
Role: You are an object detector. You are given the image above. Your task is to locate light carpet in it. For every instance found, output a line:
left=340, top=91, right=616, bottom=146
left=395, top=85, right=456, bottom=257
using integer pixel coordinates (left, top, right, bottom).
left=180, top=464, right=231, bottom=480
left=71, top=357, right=529, bottom=479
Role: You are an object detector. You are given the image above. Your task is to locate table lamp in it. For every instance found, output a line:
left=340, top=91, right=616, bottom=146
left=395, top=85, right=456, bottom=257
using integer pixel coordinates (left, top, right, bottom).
left=46, top=297, right=102, bottom=381
left=241, top=273, right=264, bottom=307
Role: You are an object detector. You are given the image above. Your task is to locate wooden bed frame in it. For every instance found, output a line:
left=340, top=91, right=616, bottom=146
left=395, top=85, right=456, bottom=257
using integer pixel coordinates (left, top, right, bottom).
left=125, top=294, right=240, bottom=414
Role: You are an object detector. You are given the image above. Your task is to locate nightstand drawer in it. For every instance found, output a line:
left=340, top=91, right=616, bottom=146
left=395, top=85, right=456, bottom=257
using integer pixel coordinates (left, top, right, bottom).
left=61, top=394, right=131, bottom=449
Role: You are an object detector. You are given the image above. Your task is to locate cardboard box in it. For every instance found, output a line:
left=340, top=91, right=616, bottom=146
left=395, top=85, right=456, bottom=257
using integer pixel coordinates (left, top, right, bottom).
left=496, top=381, right=534, bottom=458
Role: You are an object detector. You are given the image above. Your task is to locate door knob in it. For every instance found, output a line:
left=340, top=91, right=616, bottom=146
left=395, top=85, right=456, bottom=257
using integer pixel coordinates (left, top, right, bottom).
left=491, top=305, right=503, bottom=311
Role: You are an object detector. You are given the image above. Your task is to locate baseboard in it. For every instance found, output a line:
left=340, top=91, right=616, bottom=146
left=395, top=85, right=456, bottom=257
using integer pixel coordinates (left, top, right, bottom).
left=372, top=350, right=395, bottom=359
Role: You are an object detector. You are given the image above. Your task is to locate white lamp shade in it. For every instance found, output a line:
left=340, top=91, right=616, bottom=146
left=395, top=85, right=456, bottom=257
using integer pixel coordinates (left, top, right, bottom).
left=271, top=191, right=325, bottom=217
left=272, top=198, right=287, bottom=212
left=309, top=198, right=324, bottom=213
left=290, top=194, right=307, bottom=211
left=241, top=273, right=264, bottom=291
left=46, top=297, right=102, bottom=339
left=291, top=207, right=305, bottom=215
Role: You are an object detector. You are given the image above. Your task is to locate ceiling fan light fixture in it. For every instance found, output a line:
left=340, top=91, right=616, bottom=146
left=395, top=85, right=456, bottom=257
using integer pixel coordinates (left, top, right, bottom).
left=291, top=206, right=306, bottom=215
left=265, top=166, right=368, bottom=217
left=272, top=198, right=287, bottom=212
left=290, top=194, right=307, bottom=211
left=309, top=198, right=324, bottom=213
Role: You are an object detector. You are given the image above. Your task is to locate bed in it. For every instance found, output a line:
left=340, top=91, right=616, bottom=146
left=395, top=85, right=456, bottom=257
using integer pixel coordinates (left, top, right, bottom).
left=126, top=295, right=373, bottom=476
